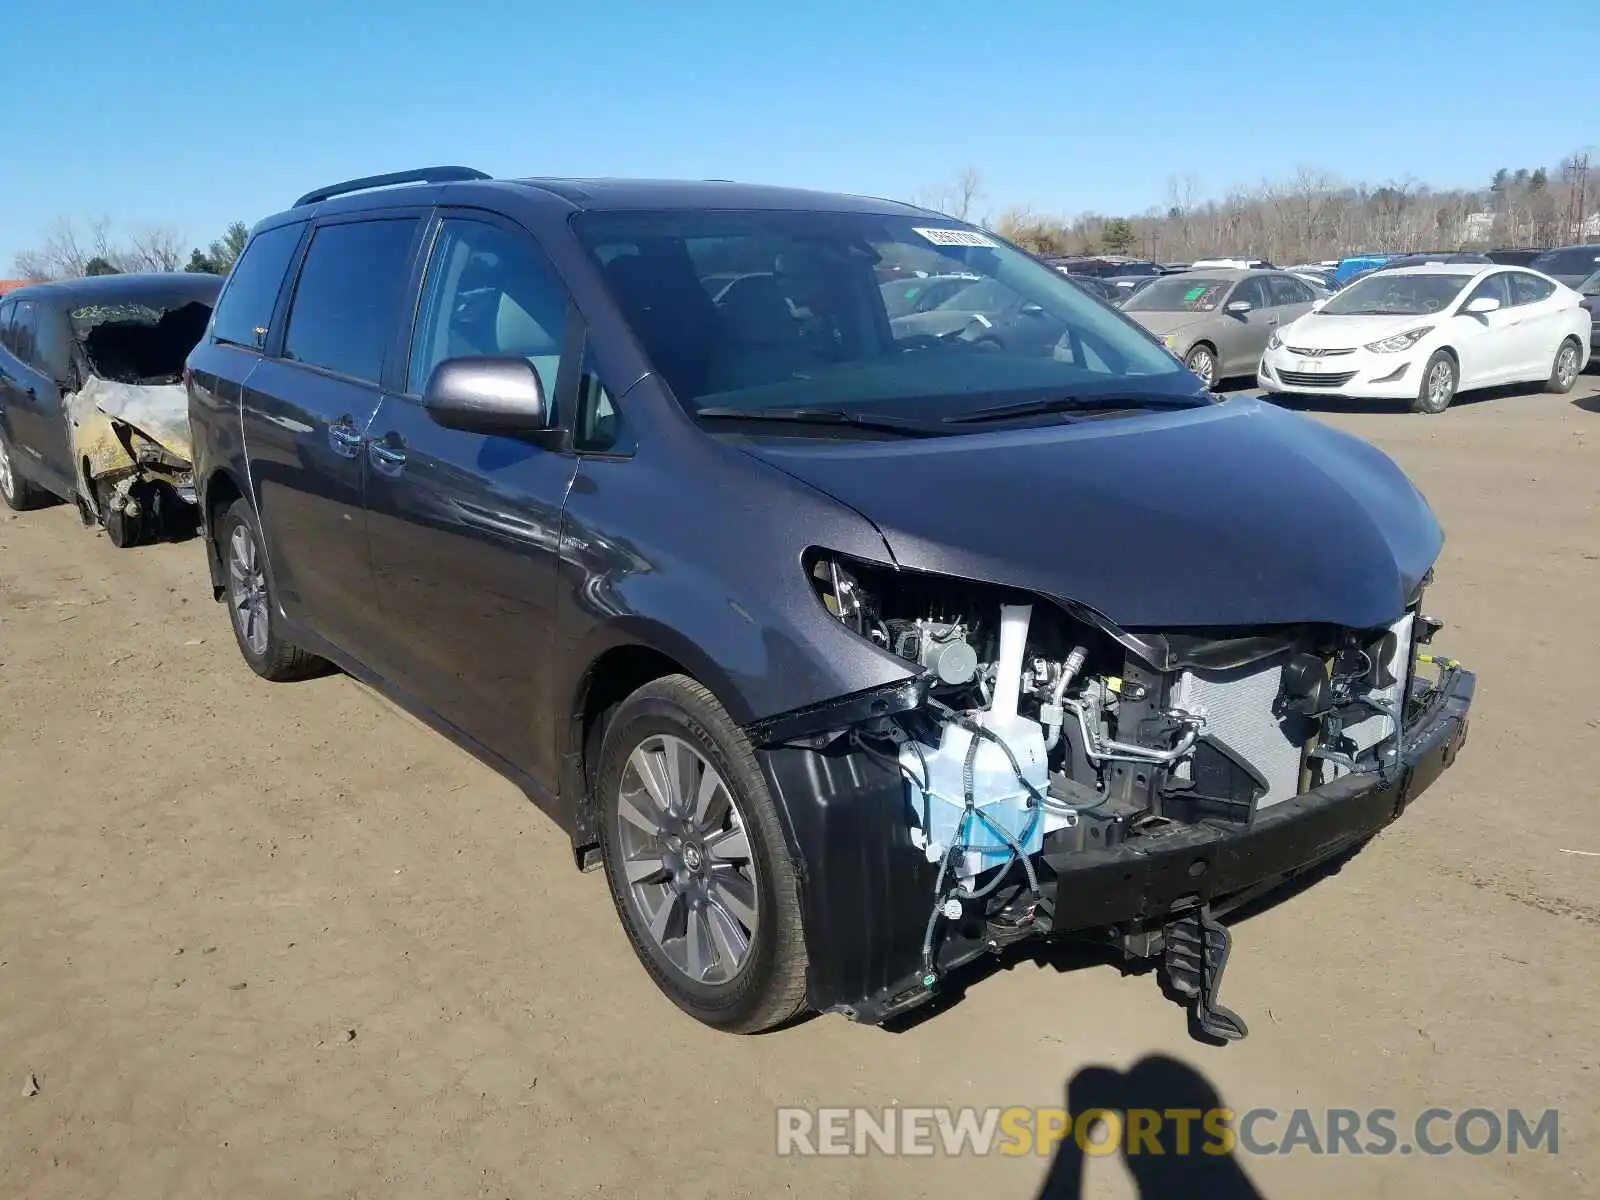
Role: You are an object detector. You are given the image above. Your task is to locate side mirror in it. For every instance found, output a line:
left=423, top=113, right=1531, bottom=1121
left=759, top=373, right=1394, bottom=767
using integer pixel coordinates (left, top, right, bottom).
left=1020, top=302, right=1046, bottom=317
left=1310, top=299, right=1328, bottom=312
left=422, top=356, right=550, bottom=435
left=1463, top=296, right=1501, bottom=315
left=1225, top=299, right=1253, bottom=315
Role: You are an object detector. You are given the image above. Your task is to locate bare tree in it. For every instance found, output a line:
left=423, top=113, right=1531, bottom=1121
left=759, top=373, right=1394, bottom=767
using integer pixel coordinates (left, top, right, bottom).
left=10, top=215, right=192, bottom=279
left=126, top=224, right=187, bottom=272
left=914, top=166, right=986, bottom=222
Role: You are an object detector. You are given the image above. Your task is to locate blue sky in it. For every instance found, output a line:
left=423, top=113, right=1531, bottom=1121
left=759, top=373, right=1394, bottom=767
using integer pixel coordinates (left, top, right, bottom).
left=1, top=0, right=1594, bottom=271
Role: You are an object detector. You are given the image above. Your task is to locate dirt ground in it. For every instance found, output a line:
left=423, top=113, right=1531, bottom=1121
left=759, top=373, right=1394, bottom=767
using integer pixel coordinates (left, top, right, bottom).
left=3, top=377, right=1598, bottom=1199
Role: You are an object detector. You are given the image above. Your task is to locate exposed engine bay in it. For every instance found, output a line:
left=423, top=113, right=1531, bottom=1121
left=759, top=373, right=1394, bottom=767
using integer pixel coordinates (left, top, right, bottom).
left=784, top=551, right=1464, bottom=1040
left=65, top=300, right=211, bottom=546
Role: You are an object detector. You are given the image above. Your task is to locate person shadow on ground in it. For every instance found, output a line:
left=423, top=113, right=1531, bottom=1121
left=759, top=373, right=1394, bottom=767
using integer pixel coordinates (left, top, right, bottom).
left=1036, top=1054, right=1265, bottom=1199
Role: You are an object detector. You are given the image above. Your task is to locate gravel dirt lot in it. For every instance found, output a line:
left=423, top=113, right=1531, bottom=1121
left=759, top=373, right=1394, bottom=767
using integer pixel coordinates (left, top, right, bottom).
left=3, top=378, right=1598, bottom=1199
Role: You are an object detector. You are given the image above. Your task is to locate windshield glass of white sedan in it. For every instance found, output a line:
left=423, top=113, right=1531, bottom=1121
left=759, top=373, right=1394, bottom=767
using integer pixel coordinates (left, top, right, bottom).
left=1321, top=273, right=1473, bottom=316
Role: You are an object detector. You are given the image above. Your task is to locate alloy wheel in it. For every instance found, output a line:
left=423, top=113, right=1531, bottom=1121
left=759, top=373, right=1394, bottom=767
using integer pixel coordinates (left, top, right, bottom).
left=1556, top=343, right=1580, bottom=390
left=228, top=524, right=270, bottom=658
left=613, top=734, right=760, bottom=986
left=1187, top=347, right=1216, bottom=388
left=0, top=437, right=13, bottom=502
left=1427, top=359, right=1455, bottom=409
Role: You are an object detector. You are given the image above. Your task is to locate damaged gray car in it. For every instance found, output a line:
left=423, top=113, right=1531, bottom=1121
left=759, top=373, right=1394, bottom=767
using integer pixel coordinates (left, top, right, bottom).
left=187, top=170, right=1476, bottom=1043
left=0, top=273, right=221, bottom=544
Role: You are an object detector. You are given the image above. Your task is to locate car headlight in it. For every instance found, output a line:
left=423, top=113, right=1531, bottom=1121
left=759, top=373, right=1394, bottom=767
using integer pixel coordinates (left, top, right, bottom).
left=1267, top=331, right=1283, bottom=350
left=1364, top=326, right=1434, bottom=354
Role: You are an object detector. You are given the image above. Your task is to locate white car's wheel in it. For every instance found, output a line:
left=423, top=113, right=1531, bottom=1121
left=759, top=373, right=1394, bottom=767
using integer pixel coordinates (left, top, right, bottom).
left=1411, top=350, right=1458, bottom=414
left=1545, top=337, right=1583, bottom=395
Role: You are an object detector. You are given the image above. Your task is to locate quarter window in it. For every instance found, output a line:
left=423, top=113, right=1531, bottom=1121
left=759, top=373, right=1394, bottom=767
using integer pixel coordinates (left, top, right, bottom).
left=407, top=218, right=571, bottom=403
left=283, top=219, right=419, bottom=383
left=212, top=222, right=305, bottom=349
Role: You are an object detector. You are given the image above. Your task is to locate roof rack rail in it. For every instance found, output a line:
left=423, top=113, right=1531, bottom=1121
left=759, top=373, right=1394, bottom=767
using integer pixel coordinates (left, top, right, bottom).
left=292, top=166, right=492, bottom=209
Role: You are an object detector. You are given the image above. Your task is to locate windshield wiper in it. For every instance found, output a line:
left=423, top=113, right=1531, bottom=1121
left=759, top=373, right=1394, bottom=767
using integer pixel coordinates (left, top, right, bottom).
left=942, top=392, right=1210, bottom=425
left=694, top=406, right=946, bottom=436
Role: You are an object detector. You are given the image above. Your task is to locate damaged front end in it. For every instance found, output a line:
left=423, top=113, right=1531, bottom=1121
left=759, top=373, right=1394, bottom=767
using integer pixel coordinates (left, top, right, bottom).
left=65, top=297, right=211, bottom=547
left=748, top=553, right=1474, bottom=1042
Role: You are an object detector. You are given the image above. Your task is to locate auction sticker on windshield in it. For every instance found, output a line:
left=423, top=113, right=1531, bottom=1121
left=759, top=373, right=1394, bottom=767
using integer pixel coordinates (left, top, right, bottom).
left=914, top=227, right=997, bottom=248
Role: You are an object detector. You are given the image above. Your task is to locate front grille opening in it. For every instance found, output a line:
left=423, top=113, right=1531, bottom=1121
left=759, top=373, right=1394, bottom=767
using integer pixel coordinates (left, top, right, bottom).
left=1276, top=369, right=1357, bottom=388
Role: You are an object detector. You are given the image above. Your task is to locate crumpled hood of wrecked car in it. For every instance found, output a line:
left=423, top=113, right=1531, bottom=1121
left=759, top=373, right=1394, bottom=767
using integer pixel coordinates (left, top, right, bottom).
left=733, top=396, right=1443, bottom=630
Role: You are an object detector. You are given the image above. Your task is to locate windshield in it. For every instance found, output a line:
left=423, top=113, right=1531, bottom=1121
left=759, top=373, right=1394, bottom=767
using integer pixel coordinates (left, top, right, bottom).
left=1319, top=273, right=1472, bottom=316
left=1121, top=277, right=1233, bottom=313
left=1531, top=247, right=1600, bottom=276
left=574, top=211, right=1187, bottom=419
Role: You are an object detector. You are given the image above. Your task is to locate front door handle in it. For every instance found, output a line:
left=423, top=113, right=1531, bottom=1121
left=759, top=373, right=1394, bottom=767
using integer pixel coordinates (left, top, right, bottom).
left=328, top=420, right=363, bottom=458
left=368, top=440, right=407, bottom=476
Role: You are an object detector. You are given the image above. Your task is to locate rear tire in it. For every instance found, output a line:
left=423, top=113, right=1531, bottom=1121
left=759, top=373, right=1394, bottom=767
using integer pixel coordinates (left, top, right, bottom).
left=1411, top=350, right=1458, bottom=414
left=1545, top=337, right=1583, bottom=394
left=0, top=429, right=46, bottom=512
left=597, top=674, right=809, bottom=1033
left=218, top=498, right=328, bottom=682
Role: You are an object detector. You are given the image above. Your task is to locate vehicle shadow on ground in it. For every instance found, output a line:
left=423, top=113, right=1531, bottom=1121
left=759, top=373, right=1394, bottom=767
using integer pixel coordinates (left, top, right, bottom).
left=881, top=840, right=1369, bottom=1041
left=1572, top=391, right=1600, bottom=414
left=1034, top=1055, right=1267, bottom=1199
left=1260, top=381, right=1541, bottom=415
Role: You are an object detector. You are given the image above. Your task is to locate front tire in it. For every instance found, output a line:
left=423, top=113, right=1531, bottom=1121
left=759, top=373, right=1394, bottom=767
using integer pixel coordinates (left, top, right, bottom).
left=1545, top=337, right=1583, bottom=394
left=1412, top=350, right=1458, bottom=414
left=1185, top=343, right=1218, bottom=389
left=218, top=498, right=327, bottom=682
left=0, top=429, right=46, bottom=512
left=597, top=675, right=809, bottom=1033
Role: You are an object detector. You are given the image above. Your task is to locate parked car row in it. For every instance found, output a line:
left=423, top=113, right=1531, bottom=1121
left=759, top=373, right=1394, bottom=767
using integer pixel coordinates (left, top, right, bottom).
left=0, top=166, right=1479, bottom=1045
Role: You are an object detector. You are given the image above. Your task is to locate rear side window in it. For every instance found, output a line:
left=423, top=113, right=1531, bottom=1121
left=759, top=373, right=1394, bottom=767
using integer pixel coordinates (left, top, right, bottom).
left=212, top=222, right=305, bottom=349
left=10, top=302, right=37, bottom=366
left=1510, top=272, right=1555, bottom=305
left=284, top=219, right=419, bottom=384
left=0, top=301, right=13, bottom=353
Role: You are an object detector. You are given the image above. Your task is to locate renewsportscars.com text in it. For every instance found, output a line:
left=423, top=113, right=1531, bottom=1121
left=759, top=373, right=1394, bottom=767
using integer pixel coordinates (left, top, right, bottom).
left=775, top=1106, right=1560, bottom=1158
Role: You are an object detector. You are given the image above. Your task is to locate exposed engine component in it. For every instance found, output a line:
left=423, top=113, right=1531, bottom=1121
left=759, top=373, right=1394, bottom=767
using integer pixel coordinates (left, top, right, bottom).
left=899, top=604, right=1058, bottom=884
left=792, top=550, right=1465, bottom=1041
left=886, top=618, right=979, bottom=686
left=805, top=549, right=1424, bottom=886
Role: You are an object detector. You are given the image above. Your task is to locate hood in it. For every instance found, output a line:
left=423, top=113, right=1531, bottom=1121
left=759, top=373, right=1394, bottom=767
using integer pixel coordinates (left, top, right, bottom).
left=1277, top=312, right=1424, bottom=349
left=1125, top=311, right=1215, bottom=340
left=733, top=396, right=1442, bottom=631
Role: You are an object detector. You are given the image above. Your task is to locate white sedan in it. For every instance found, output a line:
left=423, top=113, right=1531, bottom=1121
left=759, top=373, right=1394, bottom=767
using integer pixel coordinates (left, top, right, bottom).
left=1257, top=263, right=1591, bottom=413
